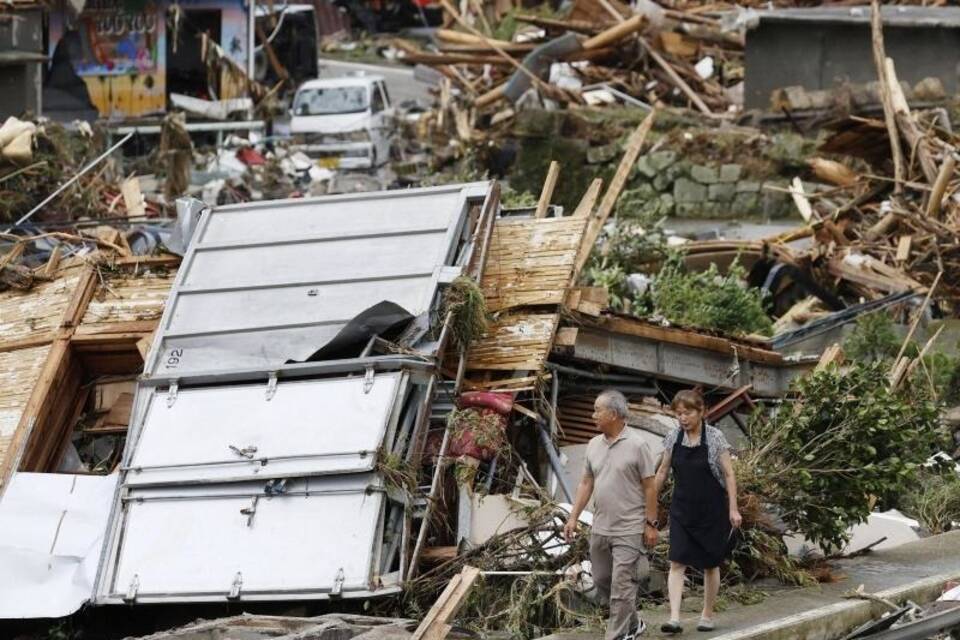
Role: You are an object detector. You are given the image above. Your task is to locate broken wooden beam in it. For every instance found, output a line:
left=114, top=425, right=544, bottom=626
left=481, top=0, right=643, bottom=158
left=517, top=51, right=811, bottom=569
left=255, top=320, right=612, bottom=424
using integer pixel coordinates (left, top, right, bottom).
left=925, top=153, right=956, bottom=218
left=535, top=161, right=560, bottom=219
left=411, top=565, right=482, bottom=640
left=574, top=110, right=656, bottom=277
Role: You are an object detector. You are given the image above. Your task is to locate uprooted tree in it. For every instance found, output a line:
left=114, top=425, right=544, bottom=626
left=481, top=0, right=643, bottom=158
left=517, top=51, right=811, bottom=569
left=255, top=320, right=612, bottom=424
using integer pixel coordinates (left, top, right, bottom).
left=738, top=361, right=944, bottom=552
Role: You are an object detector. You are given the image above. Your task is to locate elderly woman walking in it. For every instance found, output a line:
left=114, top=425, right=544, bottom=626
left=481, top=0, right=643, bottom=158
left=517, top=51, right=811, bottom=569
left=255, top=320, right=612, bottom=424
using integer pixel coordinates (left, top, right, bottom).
left=655, top=390, right=742, bottom=633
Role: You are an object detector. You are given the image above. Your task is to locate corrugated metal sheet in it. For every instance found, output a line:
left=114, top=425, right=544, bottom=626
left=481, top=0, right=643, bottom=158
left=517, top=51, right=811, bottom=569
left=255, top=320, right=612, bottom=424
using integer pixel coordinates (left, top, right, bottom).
left=145, top=183, right=491, bottom=379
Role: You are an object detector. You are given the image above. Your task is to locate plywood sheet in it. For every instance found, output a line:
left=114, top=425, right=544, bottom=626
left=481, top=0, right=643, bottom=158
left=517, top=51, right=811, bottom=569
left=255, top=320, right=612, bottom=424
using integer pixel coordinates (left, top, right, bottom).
left=466, top=313, right=558, bottom=371
left=0, top=344, right=52, bottom=465
left=481, top=216, right=589, bottom=312
left=80, top=271, right=176, bottom=330
left=0, top=272, right=81, bottom=347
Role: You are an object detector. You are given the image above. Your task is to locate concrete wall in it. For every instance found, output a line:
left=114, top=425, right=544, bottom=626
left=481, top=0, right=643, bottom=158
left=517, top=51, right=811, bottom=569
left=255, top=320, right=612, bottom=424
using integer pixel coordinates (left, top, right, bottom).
left=745, top=18, right=960, bottom=110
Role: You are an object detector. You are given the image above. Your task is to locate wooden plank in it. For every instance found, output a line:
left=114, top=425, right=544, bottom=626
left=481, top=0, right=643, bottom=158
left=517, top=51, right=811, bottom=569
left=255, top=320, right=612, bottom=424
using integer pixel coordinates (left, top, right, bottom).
left=555, top=327, right=579, bottom=347
left=0, top=242, right=24, bottom=269
left=74, top=320, right=161, bottom=336
left=535, top=161, right=560, bottom=219
left=60, top=265, right=98, bottom=329
left=584, top=314, right=784, bottom=365
left=574, top=112, right=655, bottom=279
left=136, top=334, right=153, bottom=361
left=582, top=13, right=644, bottom=50
left=0, top=333, right=56, bottom=354
left=925, top=154, right=956, bottom=218
left=870, top=0, right=905, bottom=192
left=573, top=178, right=603, bottom=218
left=0, top=269, right=82, bottom=346
left=896, top=235, right=913, bottom=263
left=42, top=246, right=62, bottom=278
left=412, top=566, right=482, bottom=640
left=0, top=338, right=71, bottom=488
left=789, top=177, right=816, bottom=223
left=112, top=255, right=181, bottom=267
left=815, top=344, right=845, bottom=371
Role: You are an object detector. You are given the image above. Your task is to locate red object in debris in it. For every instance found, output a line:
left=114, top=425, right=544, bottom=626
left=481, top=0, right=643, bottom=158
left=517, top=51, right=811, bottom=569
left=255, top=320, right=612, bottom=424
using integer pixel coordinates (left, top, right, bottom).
left=236, top=147, right=266, bottom=166
left=448, top=407, right=507, bottom=461
left=458, top=391, right=513, bottom=415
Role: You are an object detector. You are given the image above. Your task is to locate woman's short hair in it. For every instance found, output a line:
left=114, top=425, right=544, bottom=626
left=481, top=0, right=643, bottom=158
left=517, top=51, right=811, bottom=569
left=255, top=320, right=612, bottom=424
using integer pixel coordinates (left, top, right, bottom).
left=671, top=389, right=705, bottom=412
left=596, top=389, right=630, bottom=419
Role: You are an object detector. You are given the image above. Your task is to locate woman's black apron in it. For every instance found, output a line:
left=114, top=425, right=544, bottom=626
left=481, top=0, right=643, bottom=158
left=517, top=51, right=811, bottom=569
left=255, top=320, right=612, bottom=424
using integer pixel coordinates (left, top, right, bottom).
left=668, top=429, right=732, bottom=569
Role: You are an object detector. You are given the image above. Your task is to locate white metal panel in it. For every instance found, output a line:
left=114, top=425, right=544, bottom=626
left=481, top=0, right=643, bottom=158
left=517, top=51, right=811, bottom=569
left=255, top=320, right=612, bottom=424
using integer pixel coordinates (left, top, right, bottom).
left=147, top=182, right=491, bottom=378
left=127, top=373, right=402, bottom=486
left=151, top=326, right=346, bottom=376
left=181, top=233, right=445, bottom=290
left=0, top=473, right=117, bottom=618
left=198, top=189, right=467, bottom=244
left=164, top=277, right=431, bottom=338
left=107, top=476, right=383, bottom=599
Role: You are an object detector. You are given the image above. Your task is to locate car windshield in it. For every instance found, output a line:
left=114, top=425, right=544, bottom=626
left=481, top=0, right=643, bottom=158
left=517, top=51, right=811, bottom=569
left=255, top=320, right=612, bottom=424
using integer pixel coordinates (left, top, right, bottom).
left=294, top=86, right=368, bottom=116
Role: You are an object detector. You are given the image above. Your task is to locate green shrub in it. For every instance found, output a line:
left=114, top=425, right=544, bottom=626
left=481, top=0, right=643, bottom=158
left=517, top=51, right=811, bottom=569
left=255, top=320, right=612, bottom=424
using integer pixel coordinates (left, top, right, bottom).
left=843, top=312, right=903, bottom=363
left=652, top=253, right=774, bottom=336
left=742, top=362, right=943, bottom=551
left=901, top=468, right=960, bottom=534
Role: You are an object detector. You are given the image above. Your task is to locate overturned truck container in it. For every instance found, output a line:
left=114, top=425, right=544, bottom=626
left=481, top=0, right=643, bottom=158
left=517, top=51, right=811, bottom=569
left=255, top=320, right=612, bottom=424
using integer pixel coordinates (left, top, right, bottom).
left=89, top=182, right=497, bottom=604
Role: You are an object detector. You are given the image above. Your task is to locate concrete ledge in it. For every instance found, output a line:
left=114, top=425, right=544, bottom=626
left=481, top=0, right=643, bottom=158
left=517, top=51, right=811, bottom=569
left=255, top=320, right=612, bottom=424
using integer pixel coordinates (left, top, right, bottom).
left=709, top=571, right=960, bottom=640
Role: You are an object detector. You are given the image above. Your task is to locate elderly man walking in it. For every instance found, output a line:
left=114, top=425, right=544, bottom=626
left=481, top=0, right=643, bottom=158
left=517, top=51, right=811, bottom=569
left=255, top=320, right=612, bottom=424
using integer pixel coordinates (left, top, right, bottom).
left=563, top=389, right=659, bottom=640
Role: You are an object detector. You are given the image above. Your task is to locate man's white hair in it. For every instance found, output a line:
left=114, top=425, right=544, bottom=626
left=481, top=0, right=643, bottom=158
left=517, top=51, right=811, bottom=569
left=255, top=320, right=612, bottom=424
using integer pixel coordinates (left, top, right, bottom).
left=596, top=389, right=629, bottom=419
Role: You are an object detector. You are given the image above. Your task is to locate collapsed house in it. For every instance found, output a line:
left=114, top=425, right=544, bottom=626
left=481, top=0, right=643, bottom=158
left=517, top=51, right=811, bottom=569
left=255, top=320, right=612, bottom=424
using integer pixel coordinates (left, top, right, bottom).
left=0, top=152, right=831, bottom=619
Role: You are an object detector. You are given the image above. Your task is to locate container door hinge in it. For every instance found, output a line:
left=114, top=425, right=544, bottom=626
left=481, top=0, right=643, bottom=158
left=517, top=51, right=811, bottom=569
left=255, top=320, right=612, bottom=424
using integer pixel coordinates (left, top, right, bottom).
left=363, top=366, right=375, bottom=394
left=227, top=572, right=243, bottom=600
left=166, top=381, right=179, bottom=408
left=124, top=574, right=140, bottom=602
left=240, top=495, right=259, bottom=527
left=265, top=372, right=278, bottom=401
left=331, top=567, right=345, bottom=598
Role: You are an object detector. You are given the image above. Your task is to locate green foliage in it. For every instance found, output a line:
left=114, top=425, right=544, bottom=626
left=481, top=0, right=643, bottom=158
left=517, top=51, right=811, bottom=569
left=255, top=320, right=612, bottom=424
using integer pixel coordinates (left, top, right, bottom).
left=843, top=312, right=903, bottom=363
left=500, top=185, right=539, bottom=209
left=443, top=276, right=489, bottom=352
left=652, top=254, right=774, bottom=336
left=493, top=4, right=558, bottom=42
left=743, top=362, right=944, bottom=552
left=583, top=212, right=668, bottom=313
left=922, top=350, right=960, bottom=404
left=843, top=313, right=959, bottom=402
left=901, top=467, right=960, bottom=534
left=377, top=449, right=418, bottom=494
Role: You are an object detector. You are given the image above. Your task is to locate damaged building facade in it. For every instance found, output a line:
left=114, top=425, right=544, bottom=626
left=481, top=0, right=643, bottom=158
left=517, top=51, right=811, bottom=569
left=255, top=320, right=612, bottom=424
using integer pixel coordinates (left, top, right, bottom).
left=46, top=0, right=255, bottom=119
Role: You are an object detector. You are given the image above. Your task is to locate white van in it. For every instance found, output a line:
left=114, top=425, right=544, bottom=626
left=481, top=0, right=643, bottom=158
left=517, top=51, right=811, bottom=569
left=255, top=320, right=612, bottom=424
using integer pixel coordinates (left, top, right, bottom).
left=289, top=74, right=394, bottom=169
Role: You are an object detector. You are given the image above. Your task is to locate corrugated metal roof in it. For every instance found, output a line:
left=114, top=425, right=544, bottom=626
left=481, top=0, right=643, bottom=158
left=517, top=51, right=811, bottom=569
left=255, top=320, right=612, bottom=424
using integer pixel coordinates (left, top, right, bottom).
left=145, top=182, right=493, bottom=379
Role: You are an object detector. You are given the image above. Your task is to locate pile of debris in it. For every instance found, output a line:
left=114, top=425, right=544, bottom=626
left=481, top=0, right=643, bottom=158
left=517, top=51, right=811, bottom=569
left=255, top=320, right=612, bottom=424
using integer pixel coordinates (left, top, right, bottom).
left=0, top=118, right=165, bottom=226
left=393, top=0, right=743, bottom=121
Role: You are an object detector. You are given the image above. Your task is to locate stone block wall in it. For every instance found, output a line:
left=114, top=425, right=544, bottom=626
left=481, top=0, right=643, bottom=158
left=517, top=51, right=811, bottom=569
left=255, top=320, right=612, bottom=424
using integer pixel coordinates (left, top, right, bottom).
left=620, top=150, right=801, bottom=220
